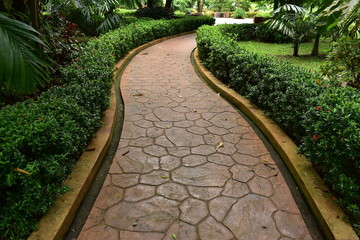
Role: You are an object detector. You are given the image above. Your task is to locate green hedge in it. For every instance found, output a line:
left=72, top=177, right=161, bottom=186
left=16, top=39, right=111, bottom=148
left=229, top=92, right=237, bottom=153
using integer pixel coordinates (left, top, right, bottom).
left=0, top=16, right=214, bottom=239
left=196, top=24, right=360, bottom=235
left=218, top=23, right=293, bottom=43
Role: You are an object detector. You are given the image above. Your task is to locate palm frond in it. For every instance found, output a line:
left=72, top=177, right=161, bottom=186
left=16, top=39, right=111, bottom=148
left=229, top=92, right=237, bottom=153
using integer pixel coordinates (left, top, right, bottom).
left=323, top=0, right=359, bottom=36
left=339, top=0, right=359, bottom=35
left=96, top=12, right=123, bottom=33
left=268, top=18, right=295, bottom=38
left=273, top=4, right=305, bottom=14
left=0, top=13, right=50, bottom=95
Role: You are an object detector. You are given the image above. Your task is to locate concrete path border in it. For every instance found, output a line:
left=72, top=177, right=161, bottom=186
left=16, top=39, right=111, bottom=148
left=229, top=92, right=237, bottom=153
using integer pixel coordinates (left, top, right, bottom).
left=28, top=31, right=194, bottom=240
left=193, top=49, right=358, bottom=240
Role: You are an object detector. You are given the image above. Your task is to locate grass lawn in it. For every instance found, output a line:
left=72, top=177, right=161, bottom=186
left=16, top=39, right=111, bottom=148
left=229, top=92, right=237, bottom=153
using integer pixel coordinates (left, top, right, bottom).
left=237, top=39, right=332, bottom=71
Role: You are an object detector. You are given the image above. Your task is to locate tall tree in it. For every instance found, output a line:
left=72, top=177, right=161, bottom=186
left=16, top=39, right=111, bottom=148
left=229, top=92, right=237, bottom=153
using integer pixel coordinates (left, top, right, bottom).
left=197, top=0, right=203, bottom=13
left=28, top=0, right=40, bottom=32
left=148, top=0, right=154, bottom=7
left=165, top=0, right=173, bottom=8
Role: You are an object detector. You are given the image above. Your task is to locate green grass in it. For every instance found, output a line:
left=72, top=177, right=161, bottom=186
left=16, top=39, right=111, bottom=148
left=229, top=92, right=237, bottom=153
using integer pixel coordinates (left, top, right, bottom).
left=237, top=39, right=332, bottom=71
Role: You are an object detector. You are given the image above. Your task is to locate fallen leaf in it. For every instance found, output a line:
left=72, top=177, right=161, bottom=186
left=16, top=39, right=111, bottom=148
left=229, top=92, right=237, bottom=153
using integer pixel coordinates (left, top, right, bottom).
left=172, top=234, right=177, bottom=239
left=215, top=142, right=224, bottom=150
left=132, top=93, right=144, bottom=97
left=132, top=220, right=139, bottom=227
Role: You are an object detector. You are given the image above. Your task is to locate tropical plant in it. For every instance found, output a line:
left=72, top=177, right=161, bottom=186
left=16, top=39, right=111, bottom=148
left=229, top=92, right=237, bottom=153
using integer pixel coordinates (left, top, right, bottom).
left=301, top=0, right=358, bottom=56
left=321, top=36, right=360, bottom=86
left=56, top=0, right=139, bottom=35
left=233, top=7, right=246, bottom=18
left=235, top=0, right=251, bottom=11
left=266, top=4, right=315, bottom=56
left=0, top=13, right=50, bottom=95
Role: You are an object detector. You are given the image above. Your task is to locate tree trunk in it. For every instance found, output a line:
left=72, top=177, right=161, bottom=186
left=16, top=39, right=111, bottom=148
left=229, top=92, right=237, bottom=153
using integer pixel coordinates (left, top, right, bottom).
left=148, top=0, right=154, bottom=8
left=311, top=33, right=320, bottom=57
left=274, top=0, right=279, bottom=10
left=165, top=0, right=172, bottom=9
left=197, top=0, right=203, bottom=14
left=293, top=41, right=300, bottom=56
left=29, top=0, right=40, bottom=32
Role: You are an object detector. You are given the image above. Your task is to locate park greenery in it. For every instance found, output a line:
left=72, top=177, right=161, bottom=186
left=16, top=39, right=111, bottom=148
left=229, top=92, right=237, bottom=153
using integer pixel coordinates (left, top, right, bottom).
left=0, top=0, right=359, bottom=238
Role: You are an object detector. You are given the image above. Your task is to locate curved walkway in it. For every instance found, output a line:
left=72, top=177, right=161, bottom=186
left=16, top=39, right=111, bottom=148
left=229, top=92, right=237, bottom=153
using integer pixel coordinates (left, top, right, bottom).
left=78, top=34, right=314, bottom=240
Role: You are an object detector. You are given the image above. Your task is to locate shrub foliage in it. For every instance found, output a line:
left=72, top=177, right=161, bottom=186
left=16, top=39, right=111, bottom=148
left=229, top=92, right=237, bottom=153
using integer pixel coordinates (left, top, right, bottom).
left=218, top=23, right=293, bottom=43
left=196, top=24, right=360, bottom=235
left=0, top=16, right=214, bottom=239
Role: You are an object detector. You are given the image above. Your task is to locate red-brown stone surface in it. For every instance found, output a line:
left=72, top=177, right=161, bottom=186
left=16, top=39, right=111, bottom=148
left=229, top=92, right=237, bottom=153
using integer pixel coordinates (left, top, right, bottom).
left=78, top=34, right=314, bottom=240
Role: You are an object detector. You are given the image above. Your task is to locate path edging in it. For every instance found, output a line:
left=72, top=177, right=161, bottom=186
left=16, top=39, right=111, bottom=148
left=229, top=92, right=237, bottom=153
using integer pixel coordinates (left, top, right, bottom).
left=193, top=49, right=358, bottom=240
left=28, top=31, right=194, bottom=240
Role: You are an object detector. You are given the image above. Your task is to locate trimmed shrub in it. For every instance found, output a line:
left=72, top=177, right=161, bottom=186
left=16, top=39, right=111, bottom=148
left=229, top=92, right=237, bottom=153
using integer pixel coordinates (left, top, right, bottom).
left=255, top=11, right=271, bottom=18
left=136, top=7, right=174, bottom=20
left=0, top=16, right=214, bottom=239
left=299, top=87, right=360, bottom=233
left=115, top=8, right=137, bottom=17
left=255, top=23, right=292, bottom=43
left=218, top=24, right=256, bottom=41
left=196, top=24, right=360, bottom=235
left=217, top=23, right=292, bottom=43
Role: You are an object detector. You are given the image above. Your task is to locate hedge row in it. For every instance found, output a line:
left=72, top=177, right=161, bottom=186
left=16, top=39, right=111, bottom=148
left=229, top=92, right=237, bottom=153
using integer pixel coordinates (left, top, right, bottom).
left=0, top=16, right=215, bottom=239
left=218, top=23, right=293, bottom=43
left=196, top=24, right=360, bottom=235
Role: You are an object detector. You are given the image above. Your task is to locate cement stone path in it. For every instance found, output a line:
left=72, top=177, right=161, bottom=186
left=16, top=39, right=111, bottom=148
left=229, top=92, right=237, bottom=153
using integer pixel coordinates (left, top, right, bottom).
left=78, top=34, right=313, bottom=240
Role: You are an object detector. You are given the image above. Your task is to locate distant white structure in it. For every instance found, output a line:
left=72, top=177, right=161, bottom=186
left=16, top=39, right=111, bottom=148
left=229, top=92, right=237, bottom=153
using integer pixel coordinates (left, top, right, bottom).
left=214, top=18, right=254, bottom=25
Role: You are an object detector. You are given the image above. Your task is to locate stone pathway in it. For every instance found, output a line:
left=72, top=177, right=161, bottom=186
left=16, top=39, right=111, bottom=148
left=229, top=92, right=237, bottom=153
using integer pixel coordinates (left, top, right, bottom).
left=78, top=34, right=314, bottom=240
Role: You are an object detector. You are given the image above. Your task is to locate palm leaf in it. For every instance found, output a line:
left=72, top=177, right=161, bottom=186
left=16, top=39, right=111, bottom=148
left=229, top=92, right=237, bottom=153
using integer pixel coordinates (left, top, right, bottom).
left=273, top=4, right=305, bottom=14
left=323, top=0, right=359, bottom=36
left=0, top=13, right=50, bottom=95
left=96, top=12, right=123, bottom=33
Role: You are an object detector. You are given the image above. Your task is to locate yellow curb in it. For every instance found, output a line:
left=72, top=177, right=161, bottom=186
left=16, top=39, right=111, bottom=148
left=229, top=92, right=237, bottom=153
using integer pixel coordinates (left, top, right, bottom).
left=193, top=49, right=358, bottom=240
left=28, top=31, right=195, bottom=240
